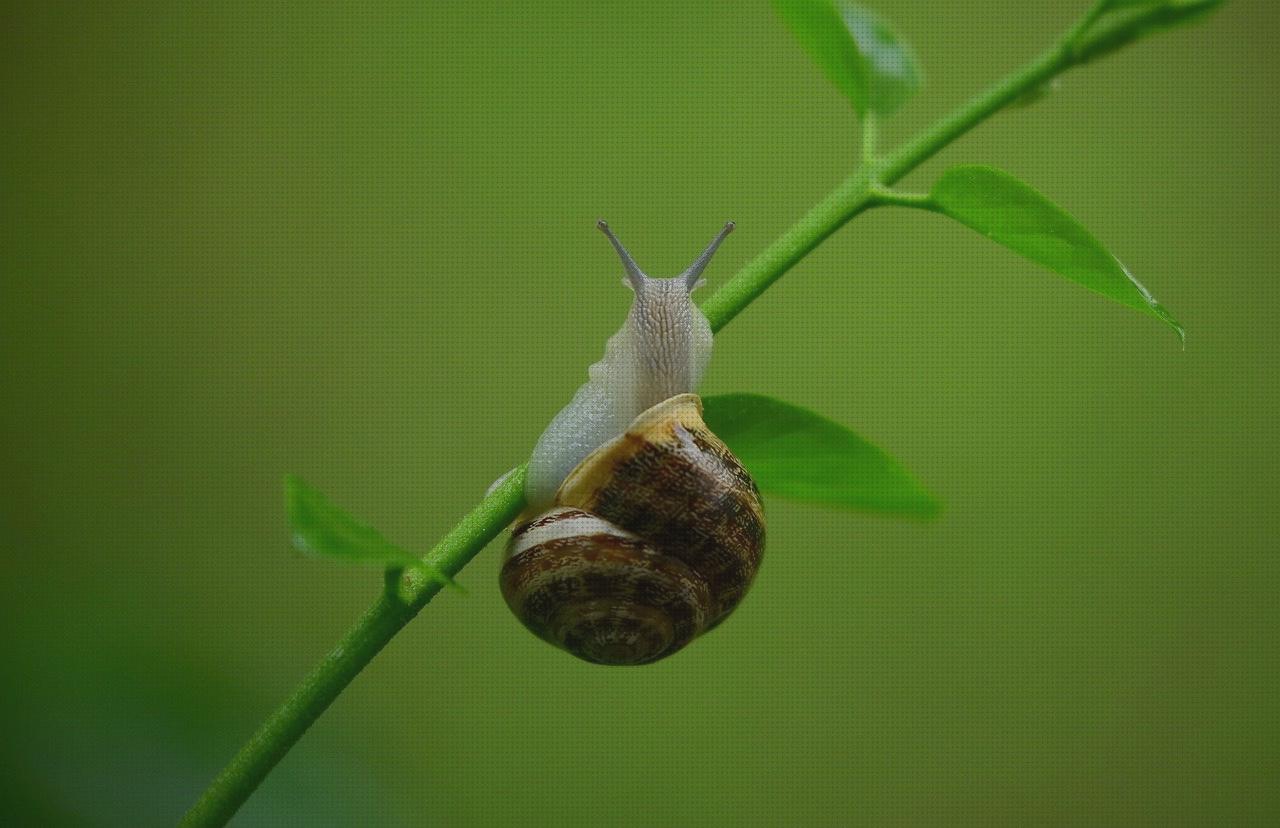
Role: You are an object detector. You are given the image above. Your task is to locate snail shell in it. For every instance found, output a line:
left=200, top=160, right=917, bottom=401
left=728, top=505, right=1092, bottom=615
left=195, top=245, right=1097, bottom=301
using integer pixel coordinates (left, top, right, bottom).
left=501, top=393, right=765, bottom=665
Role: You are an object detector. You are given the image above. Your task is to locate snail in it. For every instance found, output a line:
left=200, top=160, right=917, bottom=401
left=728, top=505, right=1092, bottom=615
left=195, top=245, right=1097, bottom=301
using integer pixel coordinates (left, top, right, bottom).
left=501, top=220, right=765, bottom=665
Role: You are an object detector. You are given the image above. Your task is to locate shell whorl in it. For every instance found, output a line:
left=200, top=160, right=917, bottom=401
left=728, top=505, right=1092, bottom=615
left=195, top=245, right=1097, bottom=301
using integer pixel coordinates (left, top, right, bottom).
left=501, top=394, right=765, bottom=665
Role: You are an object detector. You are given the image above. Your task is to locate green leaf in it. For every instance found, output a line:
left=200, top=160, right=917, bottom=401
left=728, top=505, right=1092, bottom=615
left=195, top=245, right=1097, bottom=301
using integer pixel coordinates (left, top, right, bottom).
left=702, top=394, right=939, bottom=517
left=772, top=0, right=921, bottom=117
left=285, top=475, right=460, bottom=590
left=1101, top=0, right=1210, bottom=9
left=1076, top=1, right=1223, bottom=64
left=929, top=166, right=1183, bottom=342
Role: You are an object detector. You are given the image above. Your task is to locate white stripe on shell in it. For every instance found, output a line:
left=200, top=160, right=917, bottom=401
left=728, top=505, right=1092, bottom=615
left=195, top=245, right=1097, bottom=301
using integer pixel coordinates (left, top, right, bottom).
left=510, top=508, right=638, bottom=556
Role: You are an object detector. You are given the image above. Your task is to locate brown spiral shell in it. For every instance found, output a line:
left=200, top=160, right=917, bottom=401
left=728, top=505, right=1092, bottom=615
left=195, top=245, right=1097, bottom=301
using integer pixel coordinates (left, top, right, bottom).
left=501, top=393, right=766, bottom=665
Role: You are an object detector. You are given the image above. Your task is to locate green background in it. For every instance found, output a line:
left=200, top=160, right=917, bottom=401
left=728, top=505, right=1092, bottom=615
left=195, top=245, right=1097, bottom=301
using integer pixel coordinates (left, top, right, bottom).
left=2, top=1, right=1276, bottom=824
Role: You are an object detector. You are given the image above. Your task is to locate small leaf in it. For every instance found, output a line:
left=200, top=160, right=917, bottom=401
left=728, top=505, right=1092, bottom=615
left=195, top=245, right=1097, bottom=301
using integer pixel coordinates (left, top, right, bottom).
left=1076, top=1, right=1224, bottom=64
left=929, top=166, right=1183, bottom=342
left=285, top=475, right=459, bottom=589
left=772, top=0, right=921, bottom=117
left=702, top=394, right=939, bottom=517
left=1101, top=0, right=1205, bottom=9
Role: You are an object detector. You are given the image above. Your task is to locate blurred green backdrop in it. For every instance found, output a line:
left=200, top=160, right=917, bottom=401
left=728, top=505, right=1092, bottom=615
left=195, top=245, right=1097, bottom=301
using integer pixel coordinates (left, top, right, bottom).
left=2, top=1, right=1277, bottom=825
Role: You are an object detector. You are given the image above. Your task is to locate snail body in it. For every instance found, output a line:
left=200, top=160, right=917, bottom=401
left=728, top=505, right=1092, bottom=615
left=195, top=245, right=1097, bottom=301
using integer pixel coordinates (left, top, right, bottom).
left=502, top=222, right=765, bottom=665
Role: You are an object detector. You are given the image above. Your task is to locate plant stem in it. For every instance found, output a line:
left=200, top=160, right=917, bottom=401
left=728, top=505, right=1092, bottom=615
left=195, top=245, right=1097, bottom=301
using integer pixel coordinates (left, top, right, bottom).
left=877, top=45, right=1069, bottom=186
left=699, top=167, right=876, bottom=332
left=1062, top=0, right=1113, bottom=55
left=699, top=39, right=1080, bottom=331
left=867, top=185, right=938, bottom=211
left=179, top=469, right=528, bottom=827
left=179, top=5, right=1195, bottom=824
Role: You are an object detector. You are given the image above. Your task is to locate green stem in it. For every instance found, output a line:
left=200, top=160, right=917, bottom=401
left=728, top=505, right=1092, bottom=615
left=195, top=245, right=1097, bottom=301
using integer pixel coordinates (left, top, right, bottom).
left=699, top=167, right=876, bottom=332
left=179, top=468, right=528, bottom=827
left=179, top=5, right=1189, bottom=824
left=1062, top=0, right=1112, bottom=54
left=877, top=44, right=1069, bottom=186
left=700, top=39, right=1079, bottom=331
left=867, top=185, right=938, bottom=211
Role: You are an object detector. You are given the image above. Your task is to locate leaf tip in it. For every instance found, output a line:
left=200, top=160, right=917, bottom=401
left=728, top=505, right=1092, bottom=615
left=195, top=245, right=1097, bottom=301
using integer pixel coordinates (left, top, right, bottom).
left=290, top=531, right=314, bottom=556
left=283, top=472, right=307, bottom=513
left=914, top=493, right=944, bottom=520
left=283, top=475, right=308, bottom=533
left=1155, top=306, right=1186, bottom=348
left=885, top=485, right=942, bottom=520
